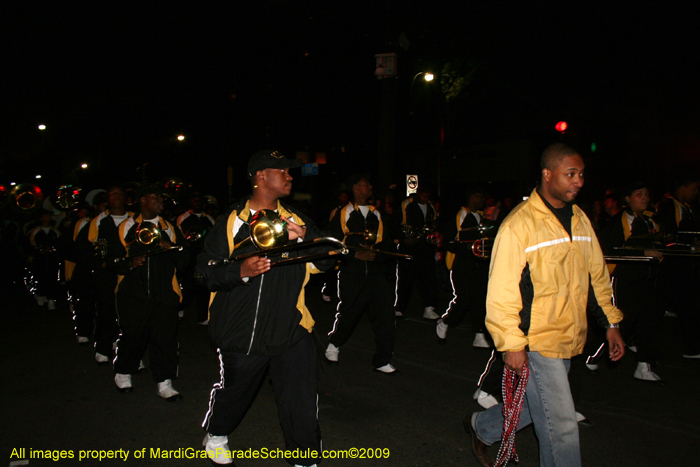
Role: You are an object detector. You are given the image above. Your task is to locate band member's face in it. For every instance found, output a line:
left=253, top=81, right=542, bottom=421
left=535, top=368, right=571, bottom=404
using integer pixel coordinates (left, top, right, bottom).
left=469, top=193, right=486, bottom=210
left=678, top=182, right=700, bottom=204
left=141, top=193, right=164, bottom=216
left=543, top=155, right=584, bottom=205
left=263, top=167, right=292, bottom=197
left=108, top=188, right=125, bottom=210
left=626, top=188, right=650, bottom=213
left=189, top=196, right=204, bottom=212
left=40, top=212, right=52, bottom=226
left=354, top=179, right=373, bottom=200
left=417, top=191, right=430, bottom=204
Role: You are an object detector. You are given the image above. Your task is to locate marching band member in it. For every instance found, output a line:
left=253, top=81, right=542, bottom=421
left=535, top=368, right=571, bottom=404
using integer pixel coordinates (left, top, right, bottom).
left=436, top=185, right=492, bottom=348
left=654, top=179, right=700, bottom=359
left=112, top=184, right=189, bottom=399
left=81, top=186, right=132, bottom=365
left=197, top=150, right=333, bottom=466
left=592, top=182, right=665, bottom=381
left=325, top=174, right=398, bottom=374
left=29, top=208, right=62, bottom=310
left=176, top=191, right=216, bottom=324
left=395, top=186, right=440, bottom=319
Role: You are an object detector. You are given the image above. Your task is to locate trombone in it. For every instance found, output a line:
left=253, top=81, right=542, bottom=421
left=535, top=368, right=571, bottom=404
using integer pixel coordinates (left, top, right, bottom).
left=345, top=230, right=413, bottom=260
left=117, top=223, right=183, bottom=262
left=612, top=245, right=700, bottom=257
left=207, top=209, right=348, bottom=267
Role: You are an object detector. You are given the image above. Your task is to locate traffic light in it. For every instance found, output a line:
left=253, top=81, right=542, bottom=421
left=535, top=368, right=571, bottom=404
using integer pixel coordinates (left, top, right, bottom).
left=555, top=121, right=568, bottom=133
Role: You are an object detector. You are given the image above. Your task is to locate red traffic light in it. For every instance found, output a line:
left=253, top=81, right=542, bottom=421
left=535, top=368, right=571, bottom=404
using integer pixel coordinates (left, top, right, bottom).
left=555, top=121, right=568, bottom=133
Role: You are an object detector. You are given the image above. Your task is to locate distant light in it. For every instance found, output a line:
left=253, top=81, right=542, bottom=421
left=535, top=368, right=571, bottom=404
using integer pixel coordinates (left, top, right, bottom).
left=590, top=142, right=597, bottom=153
left=38, top=124, right=46, bottom=130
left=10, top=182, right=16, bottom=186
left=555, top=121, right=568, bottom=133
left=177, top=135, right=185, bottom=141
left=424, top=73, right=434, bottom=82
left=81, top=163, right=88, bottom=169
left=35, top=175, right=42, bottom=179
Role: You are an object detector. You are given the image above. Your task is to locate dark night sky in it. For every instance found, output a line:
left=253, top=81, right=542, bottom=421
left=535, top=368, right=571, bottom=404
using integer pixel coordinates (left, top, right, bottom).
left=2, top=1, right=699, bottom=210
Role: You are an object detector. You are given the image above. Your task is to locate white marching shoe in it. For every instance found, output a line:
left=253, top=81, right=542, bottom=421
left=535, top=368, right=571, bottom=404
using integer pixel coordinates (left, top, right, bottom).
left=473, top=389, right=499, bottom=409
left=423, top=306, right=440, bottom=320
left=472, top=333, right=490, bottom=349
left=436, top=319, right=448, bottom=342
left=95, top=352, right=110, bottom=364
left=325, top=343, right=339, bottom=363
left=114, top=373, right=133, bottom=393
left=203, top=434, right=233, bottom=465
left=157, top=379, right=183, bottom=401
left=374, top=363, right=399, bottom=375
left=634, top=362, right=663, bottom=383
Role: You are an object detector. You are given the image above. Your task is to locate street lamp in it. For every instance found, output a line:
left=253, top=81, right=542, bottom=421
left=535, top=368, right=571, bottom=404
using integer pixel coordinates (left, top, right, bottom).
left=177, top=135, right=185, bottom=142
left=81, top=163, right=88, bottom=169
left=412, top=71, right=434, bottom=84
left=38, top=124, right=46, bottom=130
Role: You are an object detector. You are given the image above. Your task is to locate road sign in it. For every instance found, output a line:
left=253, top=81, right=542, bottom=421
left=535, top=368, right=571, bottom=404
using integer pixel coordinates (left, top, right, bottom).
left=301, top=163, right=319, bottom=176
left=406, top=174, right=418, bottom=196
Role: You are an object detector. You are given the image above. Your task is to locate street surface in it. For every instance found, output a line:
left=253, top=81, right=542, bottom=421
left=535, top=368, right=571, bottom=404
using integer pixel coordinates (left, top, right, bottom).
left=1, top=275, right=698, bottom=466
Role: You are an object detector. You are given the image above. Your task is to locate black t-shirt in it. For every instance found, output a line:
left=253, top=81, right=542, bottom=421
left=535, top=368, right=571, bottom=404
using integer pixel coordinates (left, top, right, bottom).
left=537, top=189, right=573, bottom=238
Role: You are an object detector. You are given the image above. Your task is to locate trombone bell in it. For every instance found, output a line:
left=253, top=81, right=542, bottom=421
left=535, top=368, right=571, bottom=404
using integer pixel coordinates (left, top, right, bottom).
left=135, top=223, right=161, bottom=246
left=249, top=210, right=288, bottom=250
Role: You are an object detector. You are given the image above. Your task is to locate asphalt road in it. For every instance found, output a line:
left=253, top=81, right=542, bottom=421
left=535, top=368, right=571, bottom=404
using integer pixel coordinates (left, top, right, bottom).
left=1, top=275, right=698, bottom=467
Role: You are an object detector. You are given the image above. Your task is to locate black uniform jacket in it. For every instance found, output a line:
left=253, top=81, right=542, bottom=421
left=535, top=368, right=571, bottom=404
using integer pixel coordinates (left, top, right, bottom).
left=601, top=209, right=660, bottom=281
left=115, top=214, right=189, bottom=304
left=328, top=203, right=395, bottom=276
left=75, top=210, right=134, bottom=282
left=196, top=197, right=334, bottom=356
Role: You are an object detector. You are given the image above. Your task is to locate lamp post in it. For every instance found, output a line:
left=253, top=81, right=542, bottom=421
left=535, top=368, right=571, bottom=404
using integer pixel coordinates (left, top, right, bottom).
left=410, top=71, right=442, bottom=197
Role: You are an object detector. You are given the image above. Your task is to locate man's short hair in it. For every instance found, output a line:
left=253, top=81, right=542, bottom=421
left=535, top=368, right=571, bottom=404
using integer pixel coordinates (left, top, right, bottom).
left=540, top=143, right=580, bottom=171
left=673, top=178, right=699, bottom=193
left=136, top=183, right=160, bottom=200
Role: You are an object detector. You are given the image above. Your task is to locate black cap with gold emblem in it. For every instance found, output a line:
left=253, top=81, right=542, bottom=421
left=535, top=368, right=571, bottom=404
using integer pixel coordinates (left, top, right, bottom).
left=246, top=150, right=302, bottom=178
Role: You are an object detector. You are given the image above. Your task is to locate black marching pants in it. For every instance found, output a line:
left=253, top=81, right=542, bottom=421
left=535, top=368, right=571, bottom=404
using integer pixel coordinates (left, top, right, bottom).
left=395, top=243, right=438, bottom=312
left=328, top=272, right=396, bottom=368
left=93, top=276, right=121, bottom=358
left=202, top=334, right=321, bottom=466
left=441, top=264, right=488, bottom=333
left=114, top=294, right=180, bottom=383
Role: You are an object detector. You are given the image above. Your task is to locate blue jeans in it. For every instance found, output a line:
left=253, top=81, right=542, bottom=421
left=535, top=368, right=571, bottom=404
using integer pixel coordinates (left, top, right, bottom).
left=474, top=351, right=581, bottom=467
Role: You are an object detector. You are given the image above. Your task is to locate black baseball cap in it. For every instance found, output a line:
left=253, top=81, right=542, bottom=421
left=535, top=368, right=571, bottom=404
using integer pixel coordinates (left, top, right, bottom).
left=346, top=173, right=372, bottom=188
left=247, top=150, right=302, bottom=178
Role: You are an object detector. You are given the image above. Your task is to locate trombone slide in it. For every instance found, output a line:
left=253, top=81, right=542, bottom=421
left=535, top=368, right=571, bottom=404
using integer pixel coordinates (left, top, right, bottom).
left=346, top=245, right=413, bottom=260
left=207, top=237, right=348, bottom=266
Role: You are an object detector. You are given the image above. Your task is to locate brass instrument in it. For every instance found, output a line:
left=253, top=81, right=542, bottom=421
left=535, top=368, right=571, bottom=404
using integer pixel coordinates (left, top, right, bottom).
left=123, top=182, right=141, bottom=210
left=56, top=185, right=83, bottom=211
left=94, top=239, right=110, bottom=260
left=401, top=224, right=439, bottom=244
left=184, top=225, right=208, bottom=244
left=458, top=224, right=496, bottom=235
left=346, top=230, right=413, bottom=259
left=207, top=209, right=348, bottom=267
left=9, top=183, right=44, bottom=214
left=604, top=255, right=658, bottom=262
left=119, top=223, right=183, bottom=261
left=613, top=245, right=700, bottom=257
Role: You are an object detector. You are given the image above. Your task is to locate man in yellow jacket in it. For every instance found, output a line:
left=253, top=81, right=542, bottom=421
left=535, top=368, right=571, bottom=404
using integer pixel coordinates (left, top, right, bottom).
left=465, top=143, right=625, bottom=467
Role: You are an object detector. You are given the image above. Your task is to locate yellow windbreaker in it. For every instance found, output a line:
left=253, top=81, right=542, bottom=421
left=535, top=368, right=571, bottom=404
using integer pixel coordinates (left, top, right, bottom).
left=486, top=189, right=623, bottom=359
